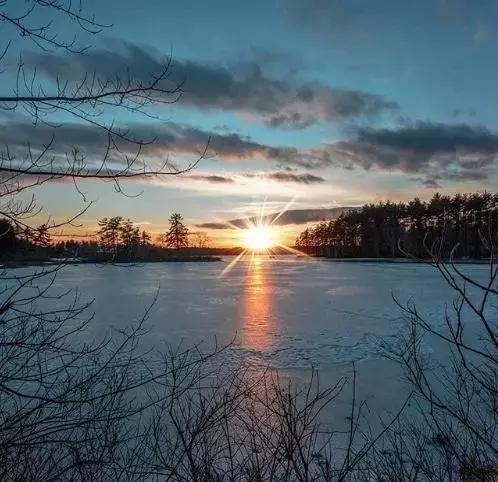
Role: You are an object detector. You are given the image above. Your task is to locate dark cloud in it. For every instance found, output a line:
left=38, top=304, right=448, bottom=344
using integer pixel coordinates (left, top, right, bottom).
left=187, top=171, right=325, bottom=185
left=325, top=122, right=498, bottom=184
left=246, top=46, right=303, bottom=77
left=27, top=43, right=397, bottom=129
left=264, top=172, right=325, bottom=184
left=188, top=175, right=235, bottom=184
left=196, top=207, right=352, bottom=229
left=4, top=114, right=495, bottom=187
left=243, top=172, right=325, bottom=184
left=0, top=118, right=328, bottom=170
left=266, top=207, right=353, bottom=225
left=195, top=222, right=229, bottom=230
left=356, top=122, right=498, bottom=153
left=422, top=179, right=442, bottom=188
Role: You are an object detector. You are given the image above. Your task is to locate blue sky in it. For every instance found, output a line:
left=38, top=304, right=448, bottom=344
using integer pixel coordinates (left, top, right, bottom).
left=4, top=0, right=498, bottom=243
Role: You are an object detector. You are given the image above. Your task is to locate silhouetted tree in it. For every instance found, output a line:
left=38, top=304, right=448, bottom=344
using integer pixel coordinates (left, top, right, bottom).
left=31, top=223, right=52, bottom=248
left=0, top=218, right=18, bottom=256
left=140, top=230, right=152, bottom=247
left=362, top=228, right=498, bottom=480
left=296, top=192, right=498, bottom=260
left=120, top=219, right=141, bottom=259
left=193, top=232, right=210, bottom=249
left=0, top=1, right=210, bottom=478
left=96, top=217, right=143, bottom=260
left=0, top=0, right=207, bottom=250
left=98, top=217, right=123, bottom=258
left=163, top=213, right=189, bottom=250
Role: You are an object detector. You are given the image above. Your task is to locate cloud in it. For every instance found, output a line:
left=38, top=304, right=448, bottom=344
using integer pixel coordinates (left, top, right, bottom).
left=187, top=171, right=325, bottom=185
left=195, top=222, right=230, bottom=230
left=323, top=121, right=498, bottom=184
left=188, top=175, right=235, bottom=184
left=421, top=179, right=442, bottom=188
left=196, top=207, right=352, bottom=229
left=243, top=172, right=325, bottom=184
left=0, top=118, right=330, bottom=172
left=356, top=122, right=498, bottom=154
left=261, top=172, right=325, bottom=184
left=27, top=43, right=397, bottom=128
left=4, top=114, right=496, bottom=188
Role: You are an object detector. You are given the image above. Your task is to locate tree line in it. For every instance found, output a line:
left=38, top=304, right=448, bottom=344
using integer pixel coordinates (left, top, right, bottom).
left=0, top=213, right=214, bottom=262
left=95, top=213, right=191, bottom=260
left=296, top=192, right=498, bottom=259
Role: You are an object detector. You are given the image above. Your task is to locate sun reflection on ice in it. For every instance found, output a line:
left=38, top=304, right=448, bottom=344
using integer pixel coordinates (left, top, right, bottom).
left=240, top=256, right=272, bottom=355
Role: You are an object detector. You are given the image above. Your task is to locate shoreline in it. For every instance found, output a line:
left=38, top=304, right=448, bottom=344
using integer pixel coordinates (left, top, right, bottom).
left=317, top=256, right=491, bottom=265
left=2, top=255, right=492, bottom=269
left=0, top=256, right=223, bottom=269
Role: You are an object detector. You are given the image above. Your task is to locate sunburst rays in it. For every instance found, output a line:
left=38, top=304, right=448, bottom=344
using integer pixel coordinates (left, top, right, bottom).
left=219, top=199, right=309, bottom=277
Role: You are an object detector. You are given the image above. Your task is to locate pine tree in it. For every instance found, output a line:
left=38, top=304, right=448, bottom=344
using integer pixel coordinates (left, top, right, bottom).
left=140, top=230, right=151, bottom=247
left=163, top=213, right=189, bottom=250
left=120, top=219, right=140, bottom=259
left=97, top=217, right=123, bottom=258
left=0, top=218, right=18, bottom=255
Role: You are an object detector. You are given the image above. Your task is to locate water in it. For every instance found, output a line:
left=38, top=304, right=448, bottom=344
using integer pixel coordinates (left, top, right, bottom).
left=45, top=256, right=487, bottom=370
left=4, top=257, right=492, bottom=421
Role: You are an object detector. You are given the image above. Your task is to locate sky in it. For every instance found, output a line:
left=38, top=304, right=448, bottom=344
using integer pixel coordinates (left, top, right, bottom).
left=5, top=0, right=498, bottom=245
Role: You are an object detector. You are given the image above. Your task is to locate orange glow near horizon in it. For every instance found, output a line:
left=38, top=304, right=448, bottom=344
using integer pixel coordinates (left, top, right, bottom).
left=219, top=200, right=310, bottom=277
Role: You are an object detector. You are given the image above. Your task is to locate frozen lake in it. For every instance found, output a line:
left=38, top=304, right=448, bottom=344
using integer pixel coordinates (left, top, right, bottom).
left=49, top=256, right=486, bottom=370
left=5, top=257, right=492, bottom=418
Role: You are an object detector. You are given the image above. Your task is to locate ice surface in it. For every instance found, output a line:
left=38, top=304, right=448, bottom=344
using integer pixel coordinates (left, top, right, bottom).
left=5, top=257, right=494, bottom=422
left=6, top=257, right=489, bottom=372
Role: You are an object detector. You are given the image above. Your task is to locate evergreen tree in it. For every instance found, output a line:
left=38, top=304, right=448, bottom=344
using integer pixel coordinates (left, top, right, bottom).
left=140, top=230, right=152, bottom=247
left=120, top=219, right=140, bottom=259
left=0, top=218, right=19, bottom=256
left=163, top=213, right=189, bottom=250
left=295, top=192, right=498, bottom=259
left=97, top=217, right=123, bottom=258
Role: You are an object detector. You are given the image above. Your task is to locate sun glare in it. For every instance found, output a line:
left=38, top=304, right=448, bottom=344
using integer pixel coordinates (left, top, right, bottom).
left=219, top=199, right=310, bottom=277
left=242, top=225, right=275, bottom=250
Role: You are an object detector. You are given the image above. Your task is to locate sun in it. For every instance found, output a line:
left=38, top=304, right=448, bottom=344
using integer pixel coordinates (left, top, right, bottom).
left=218, top=200, right=310, bottom=277
left=241, top=225, right=275, bottom=250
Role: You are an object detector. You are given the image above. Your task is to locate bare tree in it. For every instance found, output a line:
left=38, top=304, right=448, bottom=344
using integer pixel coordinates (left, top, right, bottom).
left=193, top=231, right=210, bottom=249
left=0, top=0, right=208, bottom=243
left=142, top=357, right=364, bottom=481
left=361, top=228, right=498, bottom=480
left=0, top=1, right=209, bottom=479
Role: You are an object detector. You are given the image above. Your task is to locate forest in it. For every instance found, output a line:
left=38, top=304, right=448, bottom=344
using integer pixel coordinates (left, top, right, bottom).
left=0, top=213, right=236, bottom=264
left=296, top=192, right=498, bottom=259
